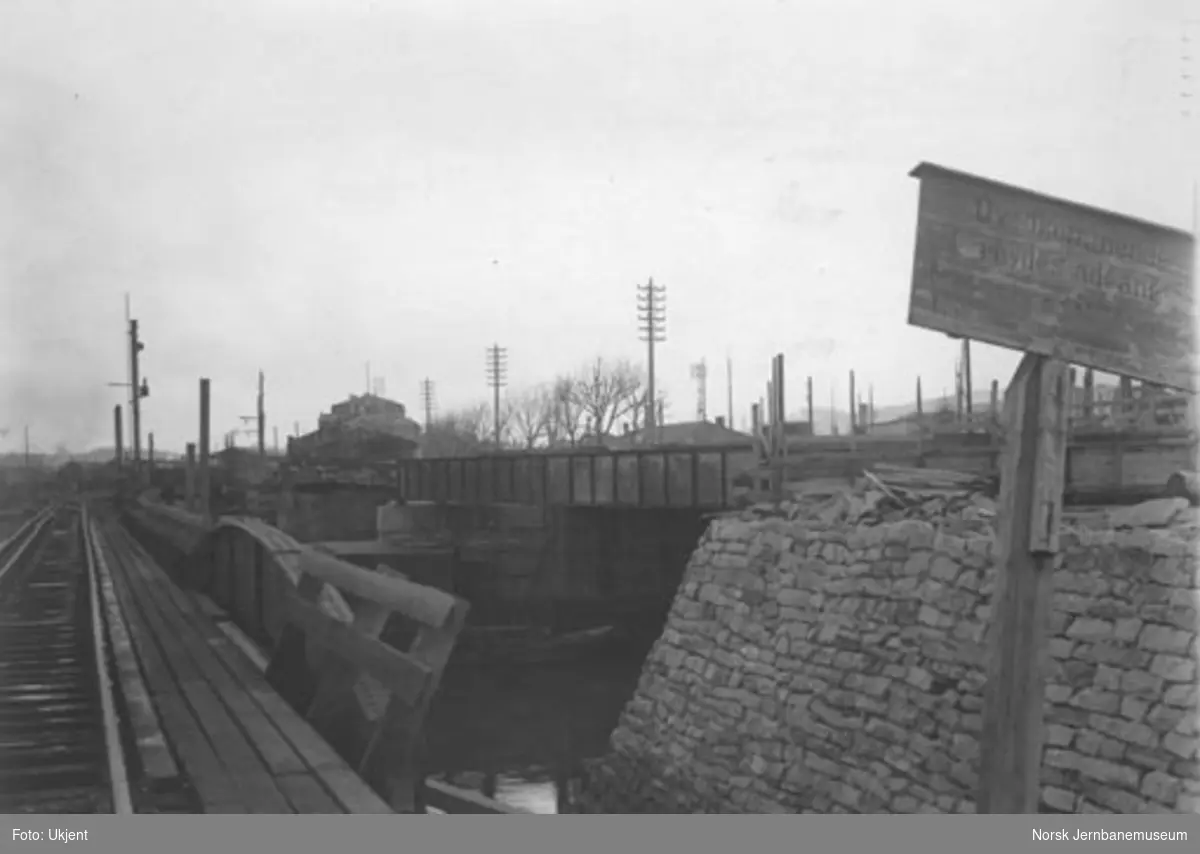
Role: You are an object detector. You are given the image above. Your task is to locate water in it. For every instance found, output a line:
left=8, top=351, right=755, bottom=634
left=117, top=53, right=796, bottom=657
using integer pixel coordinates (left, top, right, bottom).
left=425, top=641, right=651, bottom=813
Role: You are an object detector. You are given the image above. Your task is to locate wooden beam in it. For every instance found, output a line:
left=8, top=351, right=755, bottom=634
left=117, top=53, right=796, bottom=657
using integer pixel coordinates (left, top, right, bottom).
left=296, top=546, right=457, bottom=629
left=977, top=353, right=1069, bottom=814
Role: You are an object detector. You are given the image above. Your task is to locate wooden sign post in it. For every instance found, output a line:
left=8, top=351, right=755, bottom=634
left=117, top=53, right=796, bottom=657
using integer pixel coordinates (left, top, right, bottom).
left=977, top=353, right=1068, bottom=812
left=906, top=162, right=1195, bottom=813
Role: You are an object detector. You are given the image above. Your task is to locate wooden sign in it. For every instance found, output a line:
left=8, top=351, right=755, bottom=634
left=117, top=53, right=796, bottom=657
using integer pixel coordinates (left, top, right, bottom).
left=908, top=162, right=1196, bottom=392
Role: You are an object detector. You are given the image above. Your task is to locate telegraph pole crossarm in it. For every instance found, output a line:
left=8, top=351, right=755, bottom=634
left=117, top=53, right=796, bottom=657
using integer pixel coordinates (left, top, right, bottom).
left=637, top=278, right=667, bottom=433
left=485, top=346, right=509, bottom=446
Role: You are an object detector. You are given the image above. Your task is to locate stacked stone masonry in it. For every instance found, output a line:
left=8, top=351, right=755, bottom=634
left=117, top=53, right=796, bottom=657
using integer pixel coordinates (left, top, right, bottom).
left=573, top=506, right=1200, bottom=814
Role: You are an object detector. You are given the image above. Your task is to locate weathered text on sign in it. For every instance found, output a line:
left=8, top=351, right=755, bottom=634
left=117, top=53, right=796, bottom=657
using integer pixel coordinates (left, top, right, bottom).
left=907, top=163, right=1196, bottom=392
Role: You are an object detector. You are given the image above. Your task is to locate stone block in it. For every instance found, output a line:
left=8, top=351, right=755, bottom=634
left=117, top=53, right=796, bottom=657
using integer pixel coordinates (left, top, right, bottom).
left=1144, top=624, right=1196, bottom=658
left=1149, top=654, right=1196, bottom=683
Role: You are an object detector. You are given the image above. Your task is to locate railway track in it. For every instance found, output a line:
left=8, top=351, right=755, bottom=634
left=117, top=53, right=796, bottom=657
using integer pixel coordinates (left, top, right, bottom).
left=0, top=503, right=133, bottom=814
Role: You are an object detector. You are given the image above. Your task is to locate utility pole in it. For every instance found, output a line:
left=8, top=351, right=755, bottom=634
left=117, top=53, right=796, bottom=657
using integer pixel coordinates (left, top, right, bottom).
left=23, top=425, right=29, bottom=468
left=198, top=378, right=211, bottom=524
left=420, top=379, right=436, bottom=430
left=123, top=294, right=131, bottom=467
left=637, top=278, right=667, bottom=431
left=690, top=359, right=708, bottom=421
left=257, top=370, right=266, bottom=456
left=129, top=319, right=143, bottom=472
left=485, top=345, right=508, bottom=446
left=128, top=319, right=149, bottom=481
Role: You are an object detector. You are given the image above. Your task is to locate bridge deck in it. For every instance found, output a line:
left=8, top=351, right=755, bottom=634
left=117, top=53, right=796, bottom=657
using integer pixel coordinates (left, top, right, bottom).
left=94, top=520, right=392, bottom=814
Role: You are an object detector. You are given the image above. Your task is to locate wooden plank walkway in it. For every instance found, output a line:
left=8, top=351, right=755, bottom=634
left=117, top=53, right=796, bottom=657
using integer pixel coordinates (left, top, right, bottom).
left=92, top=516, right=392, bottom=814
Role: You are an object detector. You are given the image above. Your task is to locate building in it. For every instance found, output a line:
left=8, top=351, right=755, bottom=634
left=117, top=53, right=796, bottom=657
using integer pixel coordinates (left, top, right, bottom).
left=592, top=417, right=753, bottom=450
left=291, top=393, right=422, bottom=463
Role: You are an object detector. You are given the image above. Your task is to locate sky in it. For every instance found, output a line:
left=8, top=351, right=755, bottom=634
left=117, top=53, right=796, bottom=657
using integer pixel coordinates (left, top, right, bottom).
left=1, top=0, right=1196, bottom=453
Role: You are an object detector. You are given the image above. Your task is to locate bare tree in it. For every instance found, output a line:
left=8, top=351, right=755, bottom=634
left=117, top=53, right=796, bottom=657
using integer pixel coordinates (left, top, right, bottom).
left=572, top=357, right=645, bottom=438
left=421, top=404, right=491, bottom=457
left=546, top=375, right=585, bottom=446
left=509, top=385, right=554, bottom=449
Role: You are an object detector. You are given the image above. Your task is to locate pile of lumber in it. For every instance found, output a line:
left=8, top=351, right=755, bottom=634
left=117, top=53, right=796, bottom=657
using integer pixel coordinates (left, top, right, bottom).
left=736, top=464, right=997, bottom=534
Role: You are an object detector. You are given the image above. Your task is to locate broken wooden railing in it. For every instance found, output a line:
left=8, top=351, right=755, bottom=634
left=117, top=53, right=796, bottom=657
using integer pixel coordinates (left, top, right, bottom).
left=125, top=498, right=525, bottom=813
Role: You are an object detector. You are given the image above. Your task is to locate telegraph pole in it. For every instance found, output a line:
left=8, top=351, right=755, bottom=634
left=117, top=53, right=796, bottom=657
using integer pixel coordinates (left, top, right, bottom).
left=420, top=379, right=436, bottom=430
left=690, top=359, right=708, bottom=421
left=636, top=278, right=666, bottom=430
left=485, top=345, right=508, bottom=446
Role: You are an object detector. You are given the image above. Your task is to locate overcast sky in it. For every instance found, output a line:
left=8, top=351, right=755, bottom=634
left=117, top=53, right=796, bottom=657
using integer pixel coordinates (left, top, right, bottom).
left=1, top=0, right=1195, bottom=453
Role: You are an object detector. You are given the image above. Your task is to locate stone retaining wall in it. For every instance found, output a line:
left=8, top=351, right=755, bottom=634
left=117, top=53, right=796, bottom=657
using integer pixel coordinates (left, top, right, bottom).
left=572, top=511, right=1200, bottom=813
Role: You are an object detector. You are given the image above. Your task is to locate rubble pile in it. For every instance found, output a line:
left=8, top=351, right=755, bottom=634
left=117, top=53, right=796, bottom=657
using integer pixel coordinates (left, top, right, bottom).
left=734, top=464, right=997, bottom=535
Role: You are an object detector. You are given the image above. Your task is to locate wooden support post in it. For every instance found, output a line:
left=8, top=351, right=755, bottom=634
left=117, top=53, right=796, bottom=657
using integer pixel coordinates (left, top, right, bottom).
left=199, top=378, right=211, bottom=524
left=955, top=358, right=964, bottom=421
left=849, top=370, right=857, bottom=434
left=766, top=379, right=775, bottom=435
left=1118, top=376, right=1134, bottom=422
left=916, top=376, right=923, bottom=417
left=806, top=375, right=813, bottom=432
left=147, top=432, right=155, bottom=475
left=977, top=353, right=1069, bottom=814
left=990, top=379, right=1000, bottom=417
left=1082, top=368, right=1095, bottom=418
left=770, top=355, right=786, bottom=500
left=184, top=443, right=196, bottom=511
left=962, top=338, right=973, bottom=416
